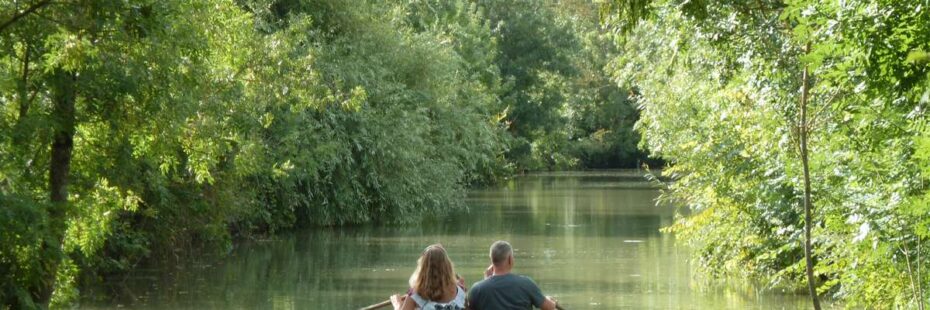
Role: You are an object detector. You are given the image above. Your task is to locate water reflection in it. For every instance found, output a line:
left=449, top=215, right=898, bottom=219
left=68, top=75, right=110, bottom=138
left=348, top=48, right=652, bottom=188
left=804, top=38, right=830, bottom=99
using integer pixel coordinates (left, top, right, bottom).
left=82, top=171, right=811, bottom=309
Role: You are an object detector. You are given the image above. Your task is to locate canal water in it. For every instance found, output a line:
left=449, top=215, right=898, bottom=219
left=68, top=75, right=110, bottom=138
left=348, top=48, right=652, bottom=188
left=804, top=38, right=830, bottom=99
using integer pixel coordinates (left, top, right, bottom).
left=82, top=171, right=812, bottom=309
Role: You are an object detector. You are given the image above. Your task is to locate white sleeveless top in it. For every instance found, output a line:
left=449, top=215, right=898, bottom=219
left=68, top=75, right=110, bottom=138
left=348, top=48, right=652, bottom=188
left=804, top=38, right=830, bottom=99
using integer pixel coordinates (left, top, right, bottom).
left=410, top=286, right=466, bottom=310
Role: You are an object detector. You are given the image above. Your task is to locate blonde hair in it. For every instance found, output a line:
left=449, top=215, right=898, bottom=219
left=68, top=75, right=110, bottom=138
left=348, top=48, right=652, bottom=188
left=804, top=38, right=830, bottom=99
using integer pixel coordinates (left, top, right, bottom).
left=409, top=244, right=457, bottom=301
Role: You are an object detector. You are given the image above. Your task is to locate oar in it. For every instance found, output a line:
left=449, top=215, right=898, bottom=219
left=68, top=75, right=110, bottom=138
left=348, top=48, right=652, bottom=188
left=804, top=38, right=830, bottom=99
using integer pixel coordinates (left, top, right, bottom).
left=359, top=299, right=568, bottom=310
left=359, top=299, right=392, bottom=310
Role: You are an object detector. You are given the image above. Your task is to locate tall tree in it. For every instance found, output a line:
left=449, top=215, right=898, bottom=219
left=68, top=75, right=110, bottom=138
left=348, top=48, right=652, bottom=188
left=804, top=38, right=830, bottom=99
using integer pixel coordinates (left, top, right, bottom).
left=797, top=45, right=822, bottom=309
left=0, top=0, right=256, bottom=306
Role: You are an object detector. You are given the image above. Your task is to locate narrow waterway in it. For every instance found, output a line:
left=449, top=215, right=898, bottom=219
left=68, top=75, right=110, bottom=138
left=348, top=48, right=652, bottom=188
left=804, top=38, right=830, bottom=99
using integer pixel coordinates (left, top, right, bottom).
left=82, top=171, right=811, bottom=309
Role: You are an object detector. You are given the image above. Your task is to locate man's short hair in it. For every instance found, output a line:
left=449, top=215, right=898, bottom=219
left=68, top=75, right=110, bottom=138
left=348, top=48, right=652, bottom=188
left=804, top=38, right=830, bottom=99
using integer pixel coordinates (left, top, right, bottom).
left=490, top=240, right=513, bottom=266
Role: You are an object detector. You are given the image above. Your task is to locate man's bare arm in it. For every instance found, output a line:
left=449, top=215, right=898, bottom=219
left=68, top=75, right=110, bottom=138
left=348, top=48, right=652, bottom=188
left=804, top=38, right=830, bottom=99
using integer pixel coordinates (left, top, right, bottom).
left=540, top=296, right=558, bottom=310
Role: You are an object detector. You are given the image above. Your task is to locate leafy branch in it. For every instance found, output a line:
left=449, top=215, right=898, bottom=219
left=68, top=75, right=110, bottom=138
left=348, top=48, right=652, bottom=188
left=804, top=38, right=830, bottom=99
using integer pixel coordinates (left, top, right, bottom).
left=0, top=0, right=54, bottom=33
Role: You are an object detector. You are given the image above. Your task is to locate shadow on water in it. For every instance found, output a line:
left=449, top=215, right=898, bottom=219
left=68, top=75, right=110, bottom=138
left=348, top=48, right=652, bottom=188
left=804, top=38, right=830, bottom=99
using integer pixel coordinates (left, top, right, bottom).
left=81, top=171, right=814, bottom=309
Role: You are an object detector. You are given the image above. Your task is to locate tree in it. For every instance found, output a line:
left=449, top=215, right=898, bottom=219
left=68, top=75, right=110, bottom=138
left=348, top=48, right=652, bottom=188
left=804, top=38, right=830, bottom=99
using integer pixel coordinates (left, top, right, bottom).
left=0, top=0, right=257, bottom=306
left=603, top=0, right=930, bottom=307
left=797, top=45, right=821, bottom=309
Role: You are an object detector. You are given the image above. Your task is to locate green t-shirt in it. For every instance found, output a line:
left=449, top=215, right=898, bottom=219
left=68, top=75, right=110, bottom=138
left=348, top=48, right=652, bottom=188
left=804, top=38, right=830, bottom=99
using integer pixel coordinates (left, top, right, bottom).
left=467, top=273, right=545, bottom=310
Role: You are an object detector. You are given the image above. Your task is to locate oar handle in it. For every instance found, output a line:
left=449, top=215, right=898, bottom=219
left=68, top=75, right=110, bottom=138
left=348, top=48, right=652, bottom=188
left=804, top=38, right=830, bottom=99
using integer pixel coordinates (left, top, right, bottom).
left=359, top=299, right=392, bottom=310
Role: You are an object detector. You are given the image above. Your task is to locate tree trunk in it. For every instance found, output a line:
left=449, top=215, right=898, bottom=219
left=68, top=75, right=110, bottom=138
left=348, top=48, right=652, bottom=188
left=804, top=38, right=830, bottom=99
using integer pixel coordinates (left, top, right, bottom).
left=18, top=44, right=30, bottom=120
left=799, top=53, right=822, bottom=310
left=13, top=43, right=33, bottom=148
left=49, top=70, right=76, bottom=205
left=918, top=235, right=925, bottom=310
left=36, top=68, right=77, bottom=307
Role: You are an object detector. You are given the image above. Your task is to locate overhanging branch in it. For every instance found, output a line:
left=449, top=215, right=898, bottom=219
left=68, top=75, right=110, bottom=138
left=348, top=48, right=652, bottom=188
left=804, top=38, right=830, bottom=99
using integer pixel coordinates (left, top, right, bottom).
left=0, top=0, right=54, bottom=34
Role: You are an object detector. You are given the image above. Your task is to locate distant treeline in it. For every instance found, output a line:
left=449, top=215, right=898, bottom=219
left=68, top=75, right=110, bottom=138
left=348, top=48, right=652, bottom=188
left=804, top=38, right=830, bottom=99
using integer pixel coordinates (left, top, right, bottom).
left=0, top=0, right=645, bottom=307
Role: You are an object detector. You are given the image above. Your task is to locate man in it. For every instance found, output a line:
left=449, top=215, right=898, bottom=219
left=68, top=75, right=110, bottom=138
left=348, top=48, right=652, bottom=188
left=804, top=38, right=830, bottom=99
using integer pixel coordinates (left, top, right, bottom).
left=467, top=241, right=559, bottom=310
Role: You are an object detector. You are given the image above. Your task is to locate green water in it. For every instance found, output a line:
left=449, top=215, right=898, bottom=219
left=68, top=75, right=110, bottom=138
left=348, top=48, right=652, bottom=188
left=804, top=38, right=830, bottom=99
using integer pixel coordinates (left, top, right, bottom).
left=82, top=171, right=812, bottom=309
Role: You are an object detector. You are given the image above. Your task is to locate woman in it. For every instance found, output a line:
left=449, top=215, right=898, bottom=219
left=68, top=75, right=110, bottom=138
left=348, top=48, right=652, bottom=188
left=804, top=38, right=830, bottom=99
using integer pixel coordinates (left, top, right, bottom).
left=391, top=244, right=466, bottom=310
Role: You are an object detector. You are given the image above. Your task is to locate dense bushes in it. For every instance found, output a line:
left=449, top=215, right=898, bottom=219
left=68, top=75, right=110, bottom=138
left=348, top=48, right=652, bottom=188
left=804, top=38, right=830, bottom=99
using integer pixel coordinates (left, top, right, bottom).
left=604, top=0, right=930, bottom=307
left=0, top=0, right=506, bottom=306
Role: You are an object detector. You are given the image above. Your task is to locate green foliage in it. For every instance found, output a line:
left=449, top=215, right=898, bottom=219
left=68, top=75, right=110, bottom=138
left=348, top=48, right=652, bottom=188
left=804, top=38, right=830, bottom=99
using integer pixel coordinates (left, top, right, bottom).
left=475, top=0, right=649, bottom=170
left=564, top=18, right=647, bottom=168
left=606, top=0, right=930, bottom=307
left=0, top=194, right=47, bottom=309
